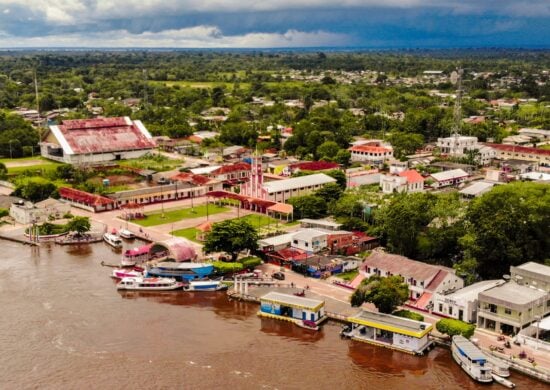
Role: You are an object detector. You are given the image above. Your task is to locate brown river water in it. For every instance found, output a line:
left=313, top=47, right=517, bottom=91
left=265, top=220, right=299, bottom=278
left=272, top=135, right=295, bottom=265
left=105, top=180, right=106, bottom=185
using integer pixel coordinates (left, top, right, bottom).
left=0, top=240, right=546, bottom=390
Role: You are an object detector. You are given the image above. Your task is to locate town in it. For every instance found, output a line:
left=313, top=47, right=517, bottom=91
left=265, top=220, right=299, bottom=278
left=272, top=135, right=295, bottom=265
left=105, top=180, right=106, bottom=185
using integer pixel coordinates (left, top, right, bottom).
left=0, top=51, right=549, bottom=388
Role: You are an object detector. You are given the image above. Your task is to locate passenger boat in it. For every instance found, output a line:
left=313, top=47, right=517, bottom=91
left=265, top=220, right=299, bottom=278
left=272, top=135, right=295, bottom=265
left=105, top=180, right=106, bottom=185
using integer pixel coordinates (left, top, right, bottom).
left=121, top=244, right=152, bottom=267
left=451, top=335, right=493, bottom=383
left=485, top=355, right=511, bottom=378
left=111, top=268, right=142, bottom=279
left=146, top=262, right=214, bottom=281
left=119, top=229, right=135, bottom=239
left=183, top=279, right=228, bottom=292
left=116, top=276, right=184, bottom=291
left=103, top=233, right=123, bottom=249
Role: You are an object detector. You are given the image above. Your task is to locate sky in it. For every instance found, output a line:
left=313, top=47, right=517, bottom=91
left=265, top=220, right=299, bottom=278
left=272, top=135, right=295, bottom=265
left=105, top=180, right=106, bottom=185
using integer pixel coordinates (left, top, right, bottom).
left=0, top=1, right=548, bottom=49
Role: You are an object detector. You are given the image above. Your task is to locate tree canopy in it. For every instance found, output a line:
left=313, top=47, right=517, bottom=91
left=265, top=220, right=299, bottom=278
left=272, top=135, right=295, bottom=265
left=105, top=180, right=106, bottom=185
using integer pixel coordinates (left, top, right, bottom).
left=203, top=219, right=259, bottom=261
left=350, top=275, right=409, bottom=313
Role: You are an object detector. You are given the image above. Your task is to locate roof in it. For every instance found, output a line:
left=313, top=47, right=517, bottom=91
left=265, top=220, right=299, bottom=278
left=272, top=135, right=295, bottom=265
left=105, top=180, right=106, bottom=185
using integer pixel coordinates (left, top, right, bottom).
left=262, top=173, right=336, bottom=194
left=430, top=169, right=469, bottom=182
left=152, top=237, right=197, bottom=262
left=195, top=221, right=213, bottom=232
left=48, top=117, right=154, bottom=155
left=438, top=280, right=505, bottom=303
left=299, top=218, right=343, bottom=229
left=485, top=143, right=550, bottom=156
left=453, top=336, right=487, bottom=362
left=59, top=187, right=115, bottom=206
left=171, top=172, right=212, bottom=186
left=266, top=203, right=293, bottom=214
left=398, top=169, right=424, bottom=183
left=190, top=165, right=221, bottom=175
left=292, top=228, right=329, bottom=241
left=349, top=145, right=392, bottom=153
left=211, top=162, right=251, bottom=175
left=459, top=181, right=495, bottom=196
left=514, top=262, right=550, bottom=277
left=260, top=292, right=324, bottom=311
left=258, top=233, right=295, bottom=248
left=519, top=172, right=550, bottom=181
left=361, top=251, right=454, bottom=284
left=289, top=161, right=339, bottom=171
left=347, top=310, right=433, bottom=338
left=479, top=282, right=547, bottom=308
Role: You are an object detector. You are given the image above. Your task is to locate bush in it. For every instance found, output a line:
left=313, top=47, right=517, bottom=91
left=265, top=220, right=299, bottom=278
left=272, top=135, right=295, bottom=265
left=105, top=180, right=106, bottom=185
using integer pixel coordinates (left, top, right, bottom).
left=393, top=310, right=424, bottom=322
left=212, top=261, right=243, bottom=274
left=239, top=256, right=262, bottom=269
left=0, top=208, right=8, bottom=218
left=436, top=318, right=475, bottom=339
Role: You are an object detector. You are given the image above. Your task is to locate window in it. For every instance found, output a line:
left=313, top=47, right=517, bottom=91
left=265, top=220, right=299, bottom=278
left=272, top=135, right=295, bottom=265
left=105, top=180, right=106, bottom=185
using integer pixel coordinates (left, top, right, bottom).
left=439, top=304, right=443, bottom=312
left=293, top=240, right=298, bottom=244
left=504, top=308, right=512, bottom=315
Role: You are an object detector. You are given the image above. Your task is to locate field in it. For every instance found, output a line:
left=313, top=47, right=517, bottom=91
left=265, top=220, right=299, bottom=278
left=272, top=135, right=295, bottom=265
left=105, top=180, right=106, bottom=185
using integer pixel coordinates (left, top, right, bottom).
left=134, top=204, right=230, bottom=227
left=2, top=157, right=62, bottom=176
left=171, top=227, right=200, bottom=242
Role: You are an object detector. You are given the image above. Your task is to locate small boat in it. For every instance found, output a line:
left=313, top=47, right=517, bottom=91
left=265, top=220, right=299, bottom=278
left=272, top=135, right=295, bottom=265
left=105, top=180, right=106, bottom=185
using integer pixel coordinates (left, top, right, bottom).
left=111, top=268, right=142, bottom=279
left=117, top=276, right=184, bottom=291
left=147, top=262, right=214, bottom=281
left=491, top=374, right=516, bottom=388
left=296, top=319, right=319, bottom=331
left=485, top=355, right=511, bottom=377
left=103, top=233, right=123, bottom=248
left=451, top=335, right=493, bottom=383
left=119, top=229, right=135, bottom=239
left=121, top=244, right=152, bottom=267
left=183, top=279, right=228, bottom=292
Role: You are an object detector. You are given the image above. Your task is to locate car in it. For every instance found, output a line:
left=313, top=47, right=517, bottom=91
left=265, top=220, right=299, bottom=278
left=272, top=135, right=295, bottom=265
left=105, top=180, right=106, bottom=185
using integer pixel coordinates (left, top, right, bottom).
left=272, top=272, right=285, bottom=280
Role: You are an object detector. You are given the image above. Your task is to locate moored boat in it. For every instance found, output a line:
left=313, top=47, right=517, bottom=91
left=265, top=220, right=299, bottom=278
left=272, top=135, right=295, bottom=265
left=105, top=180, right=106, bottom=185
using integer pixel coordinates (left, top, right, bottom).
left=485, top=355, right=511, bottom=378
left=147, top=262, right=214, bottom=281
left=121, top=244, right=152, bottom=267
left=116, top=276, right=184, bottom=291
left=451, top=335, right=493, bottom=383
left=119, top=229, right=135, bottom=239
left=183, top=279, right=228, bottom=292
left=111, top=268, right=142, bottom=279
left=492, top=374, right=516, bottom=388
left=103, top=233, right=123, bottom=249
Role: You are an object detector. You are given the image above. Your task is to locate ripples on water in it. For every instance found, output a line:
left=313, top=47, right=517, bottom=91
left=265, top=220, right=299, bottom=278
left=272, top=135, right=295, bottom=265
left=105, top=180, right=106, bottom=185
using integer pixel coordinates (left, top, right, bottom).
left=0, top=241, right=546, bottom=389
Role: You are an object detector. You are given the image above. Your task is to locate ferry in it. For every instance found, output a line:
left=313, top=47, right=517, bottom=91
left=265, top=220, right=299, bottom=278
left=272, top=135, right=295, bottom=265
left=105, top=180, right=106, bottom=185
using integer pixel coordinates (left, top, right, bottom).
left=146, top=262, right=214, bottom=281
left=451, top=335, right=493, bottom=383
left=116, top=276, right=184, bottom=291
left=121, top=245, right=152, bottom=267
left=119, top=229, right=135, bottom=239
left=111, top=268, right=143, bottom=279
left=103, top=233, right=123, bottom=249
left=183, top=279, right=228, bottom=292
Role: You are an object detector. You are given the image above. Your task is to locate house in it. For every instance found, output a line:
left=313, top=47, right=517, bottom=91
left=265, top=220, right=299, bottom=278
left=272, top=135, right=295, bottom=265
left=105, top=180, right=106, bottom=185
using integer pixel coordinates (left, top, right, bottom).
left=477, top=281, right=549, bottom=335
left=436, top=135, right=495, bottom=165
left=349, top=145, right=393, bottom=164
left=9, top=198, right=71, bottom=224
left=510, top=262, right=550, bottom=293
left=40, top=117, right=155, bottom=164
left=429, top=169, right=469, bottom=188
left=345, top=168, right=381, bottom=188
left=208, top=162, right=251, bottom=185
left=299, top=218, right=342, bottom=231
left=286, top=161, right=340, bottom=175
left=380, top=169, right=424, bottom=194
left=518, top=128, right=550, bottom=140
left=485, top=143, right=550, bottom=166
left=360, top=251, right=464, bottom=305
left=58, top=187, right=116, bottom=212
left=291, top=229, right=328, bottom=253
left=259, top=292, right=326, bottom=325
left=432, top=280, right=505, bottom=323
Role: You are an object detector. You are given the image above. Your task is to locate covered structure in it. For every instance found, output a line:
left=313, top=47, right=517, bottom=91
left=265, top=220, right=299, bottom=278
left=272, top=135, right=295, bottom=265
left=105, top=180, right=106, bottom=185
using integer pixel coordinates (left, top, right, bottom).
left=120, top=202, right=145, bottom=220
left=58, top=187, right=116, bottom=212
left=259, top=292, right=326, bottom=325
left=149, top=237, right=197, bottom=262
left=206, top=190, right=293, bottom=220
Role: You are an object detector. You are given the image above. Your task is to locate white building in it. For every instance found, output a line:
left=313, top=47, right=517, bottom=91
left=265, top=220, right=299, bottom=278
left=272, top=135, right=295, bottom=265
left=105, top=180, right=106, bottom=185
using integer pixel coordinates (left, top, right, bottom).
left=437, top=135, right=495, bottom=165
left=430, top=169, right=469, bottom=188
left=9, top=198, right=71, bottom=224
left=518, top=128, right=550, bottom=140
left=349, top=145, right=393, bottom=164
left=380, top=169, right=424, bottom=194
left=432, top=280, right=505, bottom=323
left=40, top=117, right=155, bottom=164
left=291, top=229, right=328, bottom=253
left=244, top=173, right=336, bottom=203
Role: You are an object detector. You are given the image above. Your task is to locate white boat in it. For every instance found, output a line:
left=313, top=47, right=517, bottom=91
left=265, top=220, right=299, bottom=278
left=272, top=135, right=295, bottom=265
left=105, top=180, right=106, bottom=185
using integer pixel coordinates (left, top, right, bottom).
left=183, top=279, right=228, bottom=292
left=491, top=374, right=516, bottom=388
left=486, top=355, right=511, bottom=377
left=103, top=233, right=123, bottom=248
left=119, top=229, right=135, bottom=239
left=111, top=268, right=142, bottom=279
left=117, top=276, right=184, bottom=291
left=451, top=335, right=493, bottom=383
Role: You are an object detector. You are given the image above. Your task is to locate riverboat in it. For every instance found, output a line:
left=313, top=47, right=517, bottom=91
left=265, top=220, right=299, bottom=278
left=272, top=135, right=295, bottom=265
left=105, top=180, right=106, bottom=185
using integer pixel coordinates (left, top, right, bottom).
left=485, top=354, right=511, bottom=378
left=116, top=276, right=184, bottom=291
left=103, top=233, right=123, bottom=249
left=183, top=279, right=228, bottom=292
left=111, top=268, right=142, bottom=279
left=146, top=262, right=214, bottom=281
left=119, top=229, right=135, bottom=239
left=451, top=335, right=493, bottom=383
left=121, top=245, right=152, bottom=267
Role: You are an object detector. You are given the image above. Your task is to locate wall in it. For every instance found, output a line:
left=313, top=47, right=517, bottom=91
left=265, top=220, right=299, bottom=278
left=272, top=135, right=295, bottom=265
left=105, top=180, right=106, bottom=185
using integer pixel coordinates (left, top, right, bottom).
left=393, top=333, right=429, bottom=352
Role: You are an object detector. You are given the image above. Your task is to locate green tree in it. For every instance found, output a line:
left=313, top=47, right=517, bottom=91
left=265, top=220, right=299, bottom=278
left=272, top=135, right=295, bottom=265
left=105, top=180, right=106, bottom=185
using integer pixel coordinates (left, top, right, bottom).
left=335, top=149, right=351, bottom=167
left=436, top=318, right=475, bottom=339
left=351, top=275, right=409, bottom=313
left=287, top=195, right=327, bottom=219
left=325, top=169, right=347, bottom=190
left=388, top=132, right=424, bottom=159
left=12, top=178, right=57, bottom=203
left=66, top=216, right=91, bottom=235
left=203, top=219, right=259, bottom=261
left=316, top=141, right=340, bottom=160
left=314, top=182, right=343, bottom=204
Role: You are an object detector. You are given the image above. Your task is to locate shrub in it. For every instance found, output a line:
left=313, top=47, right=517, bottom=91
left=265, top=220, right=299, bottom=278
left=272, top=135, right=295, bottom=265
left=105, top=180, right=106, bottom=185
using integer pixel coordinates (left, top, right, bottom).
left=212, top=261, right=243, bottom=274
left=0, top=208, right=8, bottom=218
left=436, top=318, right=475, bottom=339
left=240, top=256, right=262, bottom=269
left=393, top=310, right=424, bottom=322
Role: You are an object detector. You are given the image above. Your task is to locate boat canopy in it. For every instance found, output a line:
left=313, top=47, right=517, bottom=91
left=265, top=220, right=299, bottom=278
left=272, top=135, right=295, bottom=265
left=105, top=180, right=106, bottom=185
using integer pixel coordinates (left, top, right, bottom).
left=453, top=335, right=487, bottom=363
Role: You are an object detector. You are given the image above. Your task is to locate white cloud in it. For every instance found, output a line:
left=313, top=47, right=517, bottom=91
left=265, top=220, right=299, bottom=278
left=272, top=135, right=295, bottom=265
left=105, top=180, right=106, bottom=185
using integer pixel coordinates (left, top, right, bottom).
left=0, top=26, right=352, bottom=48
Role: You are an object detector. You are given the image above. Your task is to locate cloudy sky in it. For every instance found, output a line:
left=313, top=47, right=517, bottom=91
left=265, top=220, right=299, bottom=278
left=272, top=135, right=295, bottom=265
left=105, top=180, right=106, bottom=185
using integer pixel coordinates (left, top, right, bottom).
left=0, top=1, right=548, bottom=48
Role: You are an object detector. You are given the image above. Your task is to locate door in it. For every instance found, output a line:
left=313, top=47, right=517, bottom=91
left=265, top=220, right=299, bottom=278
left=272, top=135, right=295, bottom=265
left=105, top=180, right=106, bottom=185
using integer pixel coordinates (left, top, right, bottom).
left=302, top=312, right=306, bottom=320
left=310, top=313, right=315, bottom=321
left=458, top=310, right=463, bottom=321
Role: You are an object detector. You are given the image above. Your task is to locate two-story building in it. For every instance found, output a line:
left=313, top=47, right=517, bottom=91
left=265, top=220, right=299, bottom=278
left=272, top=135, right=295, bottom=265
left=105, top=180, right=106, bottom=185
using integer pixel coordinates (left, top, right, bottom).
left=349, top=145, right=393, bottom=165
left=379, top=169, right=424, bottom=194
left=510, top=262, right=550, bottom=293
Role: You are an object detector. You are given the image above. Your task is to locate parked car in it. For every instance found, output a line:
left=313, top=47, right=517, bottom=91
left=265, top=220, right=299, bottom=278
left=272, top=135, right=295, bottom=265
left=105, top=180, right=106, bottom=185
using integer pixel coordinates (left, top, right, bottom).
left=272, top=272, right=285, bottom=280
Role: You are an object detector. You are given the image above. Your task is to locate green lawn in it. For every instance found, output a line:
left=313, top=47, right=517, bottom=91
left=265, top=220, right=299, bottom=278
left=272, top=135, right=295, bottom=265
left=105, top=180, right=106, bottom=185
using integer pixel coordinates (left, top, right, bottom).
left=134, top=204, right=230, bottom=227
left=238, top=214, right=279, bottom=229
left=171, top=227, right=200, bottom=242
left=337, top=269, right=359, bottom=282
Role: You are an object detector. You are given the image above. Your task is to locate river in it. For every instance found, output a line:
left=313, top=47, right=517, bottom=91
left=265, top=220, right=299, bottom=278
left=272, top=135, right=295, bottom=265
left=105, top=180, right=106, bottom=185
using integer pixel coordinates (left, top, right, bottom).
left=0, top=241, right=545, bottom=389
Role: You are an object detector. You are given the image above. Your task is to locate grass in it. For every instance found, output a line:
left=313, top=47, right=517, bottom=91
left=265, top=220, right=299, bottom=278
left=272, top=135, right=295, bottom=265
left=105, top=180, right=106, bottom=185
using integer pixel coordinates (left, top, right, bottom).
left=171, top=227, right=200, bottom=242
left=337, top=269, right=359, bottom=282
left=134, top=204, right=230, bottom=227
left=120, top=155, right=183, bottom=172
left=6, top=162, right=62, bottom=176
left=238, top=214, right=279, bottom=229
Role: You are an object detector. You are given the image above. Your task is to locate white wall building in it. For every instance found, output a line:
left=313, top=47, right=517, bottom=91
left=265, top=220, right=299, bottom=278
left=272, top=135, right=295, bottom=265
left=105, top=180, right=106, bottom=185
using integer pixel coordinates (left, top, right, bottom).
left=380, top=170, right=424, bottom=194
left=291, top=229, right=328, bottom=253
left=349, top=145, right=393, bottom=164
left=9, top=198, right=71, bottom=224
left=246, top=173, right=336, bottom=203
left=430, top=169, right=469, bottom=188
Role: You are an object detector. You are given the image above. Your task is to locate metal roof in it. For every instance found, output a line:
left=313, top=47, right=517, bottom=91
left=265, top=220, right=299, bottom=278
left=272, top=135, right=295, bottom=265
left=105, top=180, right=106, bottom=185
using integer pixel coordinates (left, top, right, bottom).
left=479, top=282, right=547, bottom=309
left=453, top=335, right=487, bottom=362
left=431, top=169, right=469, bottom=182
left=348, top=309, right=432, bottom=338
left=260, top=292, right=324, bottom=311
left=262, top=173, right=336, bottom=194
left=459, top=181, right=495, bottom=196
left=515, top=262, right=550, bottom=276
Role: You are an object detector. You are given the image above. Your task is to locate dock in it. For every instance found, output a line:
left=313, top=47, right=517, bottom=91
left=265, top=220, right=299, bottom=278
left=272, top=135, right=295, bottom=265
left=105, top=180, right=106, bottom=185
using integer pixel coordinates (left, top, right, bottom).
left=0, top=231, right=39, bottom=246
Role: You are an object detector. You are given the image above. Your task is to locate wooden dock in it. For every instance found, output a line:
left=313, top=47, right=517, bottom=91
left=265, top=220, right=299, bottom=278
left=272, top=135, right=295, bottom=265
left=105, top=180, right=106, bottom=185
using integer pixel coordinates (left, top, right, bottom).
left=0, top=232, right=39, bottom=246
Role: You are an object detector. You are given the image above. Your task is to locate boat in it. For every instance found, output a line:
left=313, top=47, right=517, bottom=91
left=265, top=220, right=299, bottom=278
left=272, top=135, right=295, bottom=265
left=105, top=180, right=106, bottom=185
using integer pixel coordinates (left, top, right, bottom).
left=183, top=279, right=228, bottom=292
left=116, top=276, right=184, bottom=291
left=485, top=355, right=511, bottom=378
left=296, top=319, right=320, bottom=331
left=146, top=262, right=214, bottom=281
left=103, top=233, right=123, bottom=249
left=121, top=244, right=152, bottom=267
left=111, top=268, right=142, bottom=279
left=451, top=335, right=493, bottom=383
left=119, top=229, right=135, bottom=239
left=491, top=374, right=516, bottom=388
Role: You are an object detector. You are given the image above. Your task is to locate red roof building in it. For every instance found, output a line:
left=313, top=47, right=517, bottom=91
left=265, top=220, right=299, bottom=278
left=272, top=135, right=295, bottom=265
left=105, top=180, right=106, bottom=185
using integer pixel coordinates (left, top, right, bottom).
left=289, top=161, right=340, bottom=172
left=58, top=187, right=116, bottom=212
left=40, top=116, right=155, bottom=164
left=349, top=145, right=393, bottom=164
left=484, top=143, right=550, bottom=165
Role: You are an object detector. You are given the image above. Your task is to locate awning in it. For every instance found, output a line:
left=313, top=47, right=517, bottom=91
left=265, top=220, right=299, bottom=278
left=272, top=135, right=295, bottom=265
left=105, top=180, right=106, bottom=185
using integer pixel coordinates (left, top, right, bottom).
left=537, top=316, right=550, bottom=331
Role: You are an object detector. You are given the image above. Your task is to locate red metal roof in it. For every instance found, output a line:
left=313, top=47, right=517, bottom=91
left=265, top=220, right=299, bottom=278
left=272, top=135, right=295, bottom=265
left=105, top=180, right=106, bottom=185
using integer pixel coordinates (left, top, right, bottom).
left=349, top=145, right=392, bottom=153
left=171, top=172, right=212, bottom=186
left=212, top=162, right=251, bottom=175
left=399, top=169, right=424, bottom=183
left=289, top=161, right=339, bottom=171
left=484, top=143, right=550, bottom=156
left=59, top=187, right=115, bottom=206
left=54, top=117, right=155, bottom=154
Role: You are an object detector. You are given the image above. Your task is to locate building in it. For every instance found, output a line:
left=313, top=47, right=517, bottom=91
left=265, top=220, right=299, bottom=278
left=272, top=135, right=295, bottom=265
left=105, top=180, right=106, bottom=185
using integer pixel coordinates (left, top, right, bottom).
left=437, top=135, right=478, bottom=156
left=299, top=218, right=342, bottom=231
left=458, top=181, right=496, bottom=199
left=345, top=310, right=433, bottom=355
left=58, top=187, right=116, bottom=212
left=485, top=143, right=550, bottom=166
left=380, top=170, right=424, bottom=194
left=360, top=251, right=464, bottom=304
left=40, top=117, right=155, bottom=164
left=429, top=169, right=469, bottom=188
left=9, top=198, right=71, bottom=224
left=510, top=262, right=550, bottom=293
left=346, top=168, right=381, bottom=188
left=477, top=281, right=549, bottom=335
left=291, top=229, right=328, bottom=254
left=432, top=280, right=505, bottom=323
left=349, top=145, right=393, bottom=164
left=518, top=128, right=550, bottom=140
left=258, top=292, right=326, bottom=325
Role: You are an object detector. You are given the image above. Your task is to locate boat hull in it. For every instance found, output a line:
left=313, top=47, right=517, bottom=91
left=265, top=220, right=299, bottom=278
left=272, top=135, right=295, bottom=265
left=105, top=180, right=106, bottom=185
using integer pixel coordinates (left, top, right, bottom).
left=183, top=281, right=228, bottom=291
left=451, top=348, right=493, bottom=383
left=147, top=264, right=214, bottom=281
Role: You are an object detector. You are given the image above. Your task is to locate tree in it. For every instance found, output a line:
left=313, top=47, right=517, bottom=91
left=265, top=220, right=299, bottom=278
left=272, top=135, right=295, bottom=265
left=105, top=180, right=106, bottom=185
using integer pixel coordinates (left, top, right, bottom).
left=316, top=141, right=340, bottom=160
left=335, top=149, right=351, bottom=167
left=388, top=132, right=424, bottom=159
left=12, top=178, right=57, bottom=203
left=325, top=169, right=347, bottom=190
left=351, top=275, right=409, bottom=313
left=287, top=195, right=327, bottom=219
left=203, top=219, right=259, bottom=261
left=436, top=318, right=475, bottom=339
left=66, top=216, right=91, bottom=235
left=314, top=182, right=343, bottom=204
